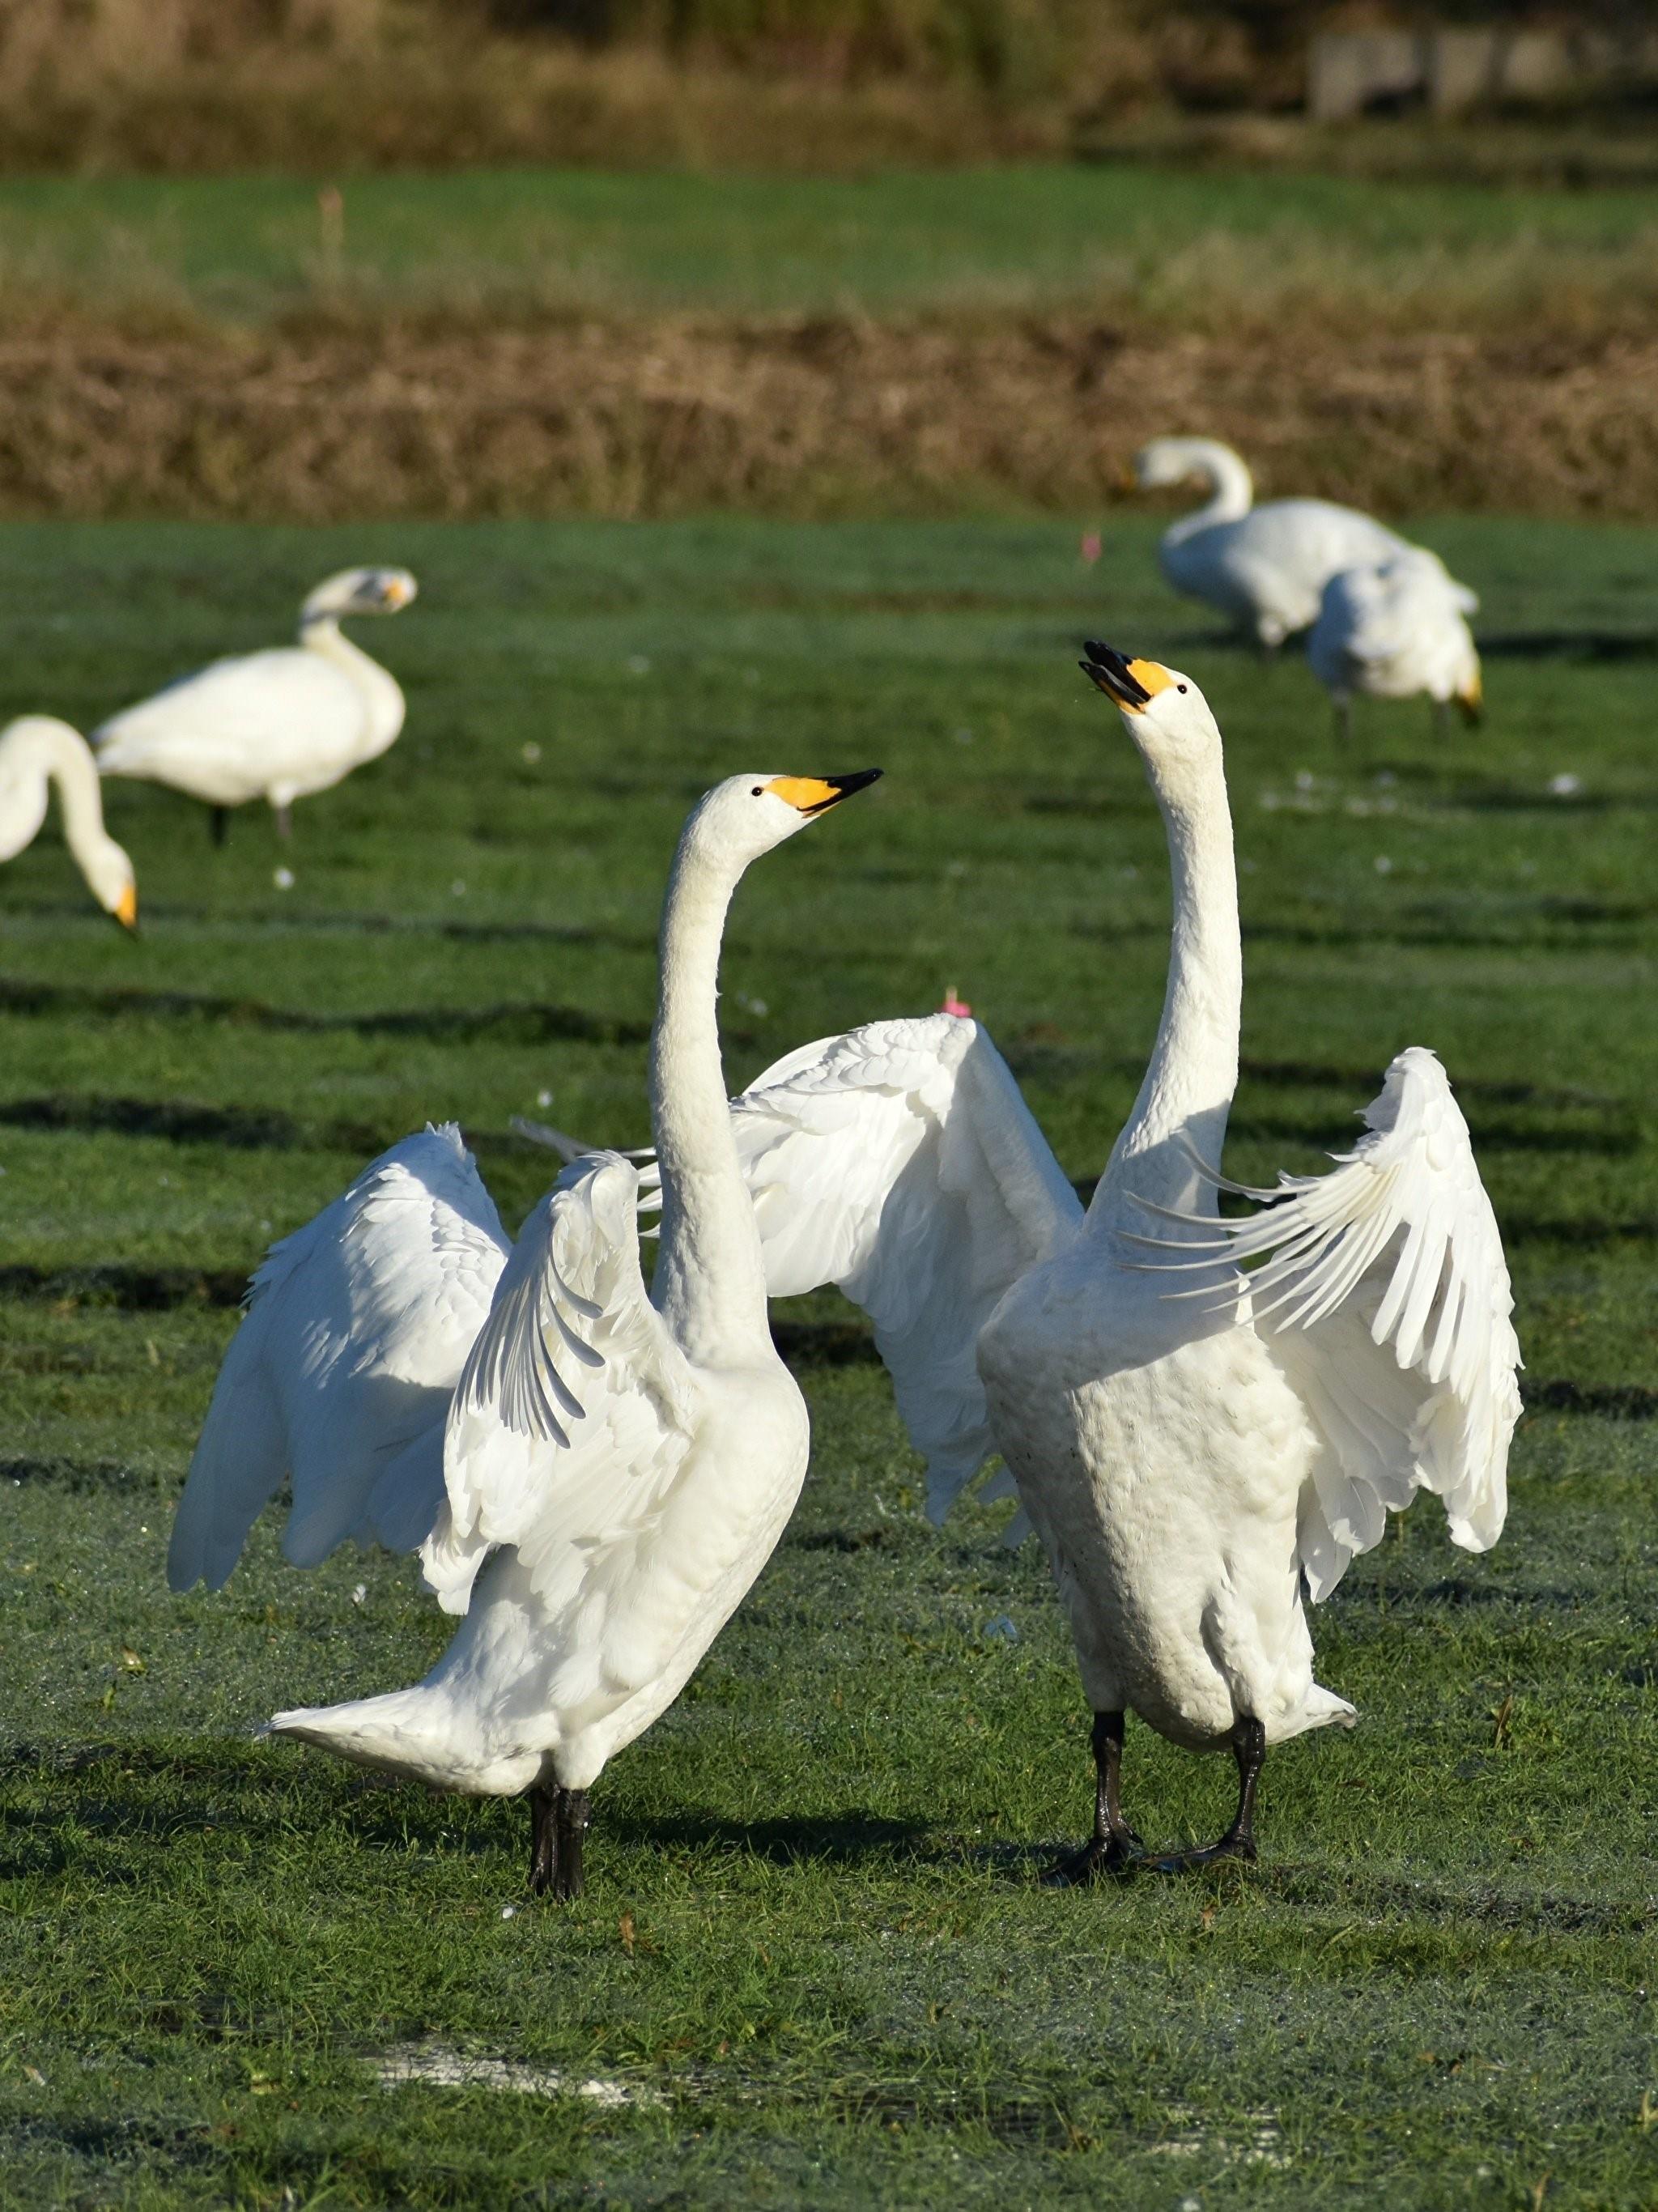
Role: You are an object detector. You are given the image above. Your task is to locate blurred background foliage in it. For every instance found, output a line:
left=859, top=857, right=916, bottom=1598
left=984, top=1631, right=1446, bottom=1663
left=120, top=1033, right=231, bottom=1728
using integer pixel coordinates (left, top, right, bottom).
left=2, top=0, right=1655, bottom=172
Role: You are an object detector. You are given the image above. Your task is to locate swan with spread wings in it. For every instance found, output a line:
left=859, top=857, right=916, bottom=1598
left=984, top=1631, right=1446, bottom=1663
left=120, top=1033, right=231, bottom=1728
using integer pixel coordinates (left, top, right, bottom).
left=169, top=767, right=880, bottom=1899
left=680, top=649, right=1520, bottom=1874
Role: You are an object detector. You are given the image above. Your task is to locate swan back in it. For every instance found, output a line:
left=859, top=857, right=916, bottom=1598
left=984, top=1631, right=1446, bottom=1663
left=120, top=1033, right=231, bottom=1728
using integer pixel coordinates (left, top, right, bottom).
left=1309, top=548, right=1482, bottom=710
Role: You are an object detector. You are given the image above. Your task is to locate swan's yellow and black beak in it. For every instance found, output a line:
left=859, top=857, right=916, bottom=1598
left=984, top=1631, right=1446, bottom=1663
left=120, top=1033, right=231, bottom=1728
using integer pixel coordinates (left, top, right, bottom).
left=1079, top=642, right=1172, bottom=715
left=113, top=883, right=139, bottom=935
left=767, top=770, right=883, bottom=815
left=1456, top=668, right=1483, bottom=726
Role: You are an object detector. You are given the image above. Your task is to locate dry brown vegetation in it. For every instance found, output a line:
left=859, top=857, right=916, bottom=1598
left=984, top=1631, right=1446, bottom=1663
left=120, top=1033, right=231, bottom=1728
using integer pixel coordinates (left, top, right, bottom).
left=2, top=0, right=1652, bottom=176
left=4, top=308, right=1653, bottom=522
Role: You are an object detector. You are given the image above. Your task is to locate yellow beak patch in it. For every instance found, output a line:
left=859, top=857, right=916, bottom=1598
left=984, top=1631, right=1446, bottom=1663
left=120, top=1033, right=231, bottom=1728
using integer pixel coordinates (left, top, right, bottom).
left=114, top=883, right=138, bottom=932
left=1120, top=659, right=1177, bottom=712
left=767, top=776, right=845, bottom=814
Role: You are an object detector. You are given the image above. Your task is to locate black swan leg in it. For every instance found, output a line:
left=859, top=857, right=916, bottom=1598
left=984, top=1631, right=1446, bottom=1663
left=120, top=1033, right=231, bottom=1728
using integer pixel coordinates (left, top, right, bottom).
left=527, top=1783, right=559, bottom=1895
left=1151, top=1715, right=1266, bottom=1874
left=1044, top=1710, right=1141, bottom=1887
left=554, top=1787, right=590, bottom=1903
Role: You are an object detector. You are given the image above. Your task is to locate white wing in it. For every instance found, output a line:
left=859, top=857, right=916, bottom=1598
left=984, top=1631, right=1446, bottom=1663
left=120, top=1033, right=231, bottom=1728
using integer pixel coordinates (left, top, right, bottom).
left=423, top=1151, right=699, bottom=1615
left=94, top=649, right=364, bottom=804
left=720, top=1014, right=1082, bottom=1521
left=1150, top=1049, right=1521, bottom=1601
left=168, top=1125, right=510, bottom=1593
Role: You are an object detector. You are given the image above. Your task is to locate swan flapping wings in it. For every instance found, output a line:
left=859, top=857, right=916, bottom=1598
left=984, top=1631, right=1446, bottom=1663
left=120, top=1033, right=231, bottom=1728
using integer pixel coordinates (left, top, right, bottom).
left=716, top=1014, right=1082, bottom=1520
left=1143, top=1048, right=1522, bottom=1602
left=423, top=1151, right=697, bottom=1616
left=168, top=1125, right=511, bottom=1593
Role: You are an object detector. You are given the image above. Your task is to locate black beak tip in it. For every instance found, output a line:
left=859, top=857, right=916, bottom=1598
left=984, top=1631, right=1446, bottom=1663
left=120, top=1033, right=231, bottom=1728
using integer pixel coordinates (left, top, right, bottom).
left=828, top=768, right=883, bottom=799
left=1079, top=641, right=1150, bottom=708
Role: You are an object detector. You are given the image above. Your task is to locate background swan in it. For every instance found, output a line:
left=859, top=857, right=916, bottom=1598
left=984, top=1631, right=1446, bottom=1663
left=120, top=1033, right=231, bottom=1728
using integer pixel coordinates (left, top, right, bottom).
left=93, top=566, right=417, bottom=844
left=1133, top=436, right=1476, bottom=649
left=568, top=651, right=1520, bottom=1875
left=1308, top=548, right=1483, bottom=740
left=0, top=714, right=138, bottom=930
left=169, top=768, right=880, bottom=1899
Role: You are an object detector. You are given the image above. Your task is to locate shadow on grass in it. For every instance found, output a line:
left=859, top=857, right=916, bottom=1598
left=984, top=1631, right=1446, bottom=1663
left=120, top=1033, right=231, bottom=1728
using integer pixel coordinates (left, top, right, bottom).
left=0, top=1093, right=368, bottom=1154
left=0, top=976, right=652, bottom=1049
left=608, top=1806, right=932, bottom=1870
left=1478, top=629, right=1658, bottom=663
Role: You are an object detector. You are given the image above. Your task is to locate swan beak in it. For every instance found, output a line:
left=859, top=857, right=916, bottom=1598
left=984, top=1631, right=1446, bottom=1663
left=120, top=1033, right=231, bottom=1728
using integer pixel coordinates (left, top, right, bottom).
left=768, top=770, right=883, bottom=815
left=1456, top=670, right=1483, bottom=725
left=113, top=883, right=139, bottom=934
left=380, top=575, right=414, bottom=609
left=1079, top=642, right=1171, bottom=714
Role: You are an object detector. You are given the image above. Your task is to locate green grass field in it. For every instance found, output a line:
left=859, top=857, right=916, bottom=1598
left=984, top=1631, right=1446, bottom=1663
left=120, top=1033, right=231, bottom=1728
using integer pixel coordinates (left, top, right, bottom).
left=5, top=164, right=1656, bottom=329
left=0, top=513, right=1654, bottom=2208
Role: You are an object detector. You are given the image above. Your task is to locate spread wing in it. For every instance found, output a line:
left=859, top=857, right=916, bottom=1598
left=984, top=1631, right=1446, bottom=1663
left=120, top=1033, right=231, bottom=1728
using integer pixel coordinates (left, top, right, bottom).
left=168, top=1125, right=510, bottom=1593
left=423, top=1151, right=699, bottom=1615
left=1144, top=1048, right=1521, bottom=1601
left=713, top=1014, right=1082, bottom=1521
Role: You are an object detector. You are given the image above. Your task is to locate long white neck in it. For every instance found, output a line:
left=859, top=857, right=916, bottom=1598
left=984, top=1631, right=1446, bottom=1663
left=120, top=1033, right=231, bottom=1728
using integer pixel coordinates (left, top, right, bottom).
left=1165, top=439, right=1254, bottom=542
left=1090, top=751, right=1241, bottom=1236
left=647, top=828, right=771, bottom=1363
left=300, top=616, right=406, bottom=755
left=10, top=717, right=113, bottom=879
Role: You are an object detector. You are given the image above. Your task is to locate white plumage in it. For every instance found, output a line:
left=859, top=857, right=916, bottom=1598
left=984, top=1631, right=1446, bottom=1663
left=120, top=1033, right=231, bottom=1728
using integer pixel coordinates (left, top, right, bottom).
left=1307, top=547, right=1483, bottom=738
left=168, top=1122, right=509, bottom=1593
left=169, top=768, right=881, bottom=1899
left=1133, top=436, right=1475, bottom=650
left=93, top=566, right=416, bottom=839
left=684, top=649, right=1520, bottom=1874
left=0, top=715, right=138, bottom=929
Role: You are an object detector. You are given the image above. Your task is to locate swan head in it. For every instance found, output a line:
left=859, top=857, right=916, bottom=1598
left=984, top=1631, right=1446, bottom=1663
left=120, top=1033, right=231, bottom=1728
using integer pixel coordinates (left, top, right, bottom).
left=1079, top=642, right=1222, bottom=788
left=300, top=568, right=419, bottom=624
left=1133, top=436, right=1235, bottom=492
left=682, top=771, right=883, bottom=870
left=86, top=836, right=139, bottom=934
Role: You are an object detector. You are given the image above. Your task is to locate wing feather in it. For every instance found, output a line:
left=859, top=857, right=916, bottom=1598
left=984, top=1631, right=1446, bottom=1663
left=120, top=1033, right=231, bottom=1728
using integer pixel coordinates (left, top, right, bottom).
left=423, top=1151, right=697, bottom=1614
left=168, top=1125, right=510, bottom=1592
left=1178, top=1049, right=1521, bottom=1599
left=728, top=1014, right=1082, bottom=1520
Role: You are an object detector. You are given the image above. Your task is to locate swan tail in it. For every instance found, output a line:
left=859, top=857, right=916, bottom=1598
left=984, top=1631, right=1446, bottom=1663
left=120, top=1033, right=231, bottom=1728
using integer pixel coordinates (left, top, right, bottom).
left=1273, top=1683, right=1357, bottom=1742
left=266, top=1687, right=521, bottom=1794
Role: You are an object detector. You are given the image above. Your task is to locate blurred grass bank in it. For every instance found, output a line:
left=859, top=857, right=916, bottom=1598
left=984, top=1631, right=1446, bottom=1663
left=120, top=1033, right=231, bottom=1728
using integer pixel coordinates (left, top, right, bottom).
left=2, top=164, right=1656, bottom=521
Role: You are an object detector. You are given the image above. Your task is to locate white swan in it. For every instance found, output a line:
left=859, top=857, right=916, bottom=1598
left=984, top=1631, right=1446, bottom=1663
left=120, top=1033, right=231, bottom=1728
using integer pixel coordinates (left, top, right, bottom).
left=0, top=715, right=138, bottom=930
left=1308, top=548, right=1483, bottom=741
left=93, top=567, right=416, bottom=843
left=168, top=768, right=881, bottom=1898
left=653, top=649, right=1519, bottom=1874
left=1133, top=437, right=1476, bottom=649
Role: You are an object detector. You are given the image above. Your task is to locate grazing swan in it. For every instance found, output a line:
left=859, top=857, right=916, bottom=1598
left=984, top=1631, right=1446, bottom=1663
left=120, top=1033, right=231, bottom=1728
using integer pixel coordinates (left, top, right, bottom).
left=1308, top=548, right=1483, bottom=742
left=93, top=567, right=417, bottom=843
left=1133, top=436, right=1476, bottom=650
left=168, top=768, right=881, bottom=1898
left=0, top=716, right=138, bottom=930
left=640, top=651, right=1519, bottom=1874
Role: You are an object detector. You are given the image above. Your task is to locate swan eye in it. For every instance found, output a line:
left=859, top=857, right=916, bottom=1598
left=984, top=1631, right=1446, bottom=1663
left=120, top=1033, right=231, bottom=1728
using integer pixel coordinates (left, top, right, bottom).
left=750, top=785, right=764, bottom=797
left=1177, top=683, right=1188, bottom=694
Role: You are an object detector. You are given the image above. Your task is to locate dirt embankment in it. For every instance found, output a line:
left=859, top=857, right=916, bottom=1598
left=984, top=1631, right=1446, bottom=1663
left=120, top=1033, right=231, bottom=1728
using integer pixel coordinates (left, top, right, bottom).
left=4, top=316, right=1653, bottom=521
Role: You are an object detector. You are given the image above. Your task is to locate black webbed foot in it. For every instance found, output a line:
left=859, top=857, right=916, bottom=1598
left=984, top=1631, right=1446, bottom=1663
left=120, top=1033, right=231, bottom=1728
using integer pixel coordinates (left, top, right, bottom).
left=1043, top=1834, right=1139, bottom=1887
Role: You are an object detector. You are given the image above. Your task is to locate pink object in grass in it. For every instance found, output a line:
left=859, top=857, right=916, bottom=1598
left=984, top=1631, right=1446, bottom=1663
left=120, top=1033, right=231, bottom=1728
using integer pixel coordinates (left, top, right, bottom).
left=1079, top=531, right=1103, bottom=565
left=942, top=988, right=973, bottom=1019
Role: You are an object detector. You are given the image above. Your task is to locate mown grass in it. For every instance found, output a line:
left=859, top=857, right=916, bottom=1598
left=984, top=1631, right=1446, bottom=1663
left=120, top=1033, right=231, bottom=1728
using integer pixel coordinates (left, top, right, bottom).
left=5, top=163, right=1656, bottom=333
left=0, top=513, right=1654, bottom=2208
